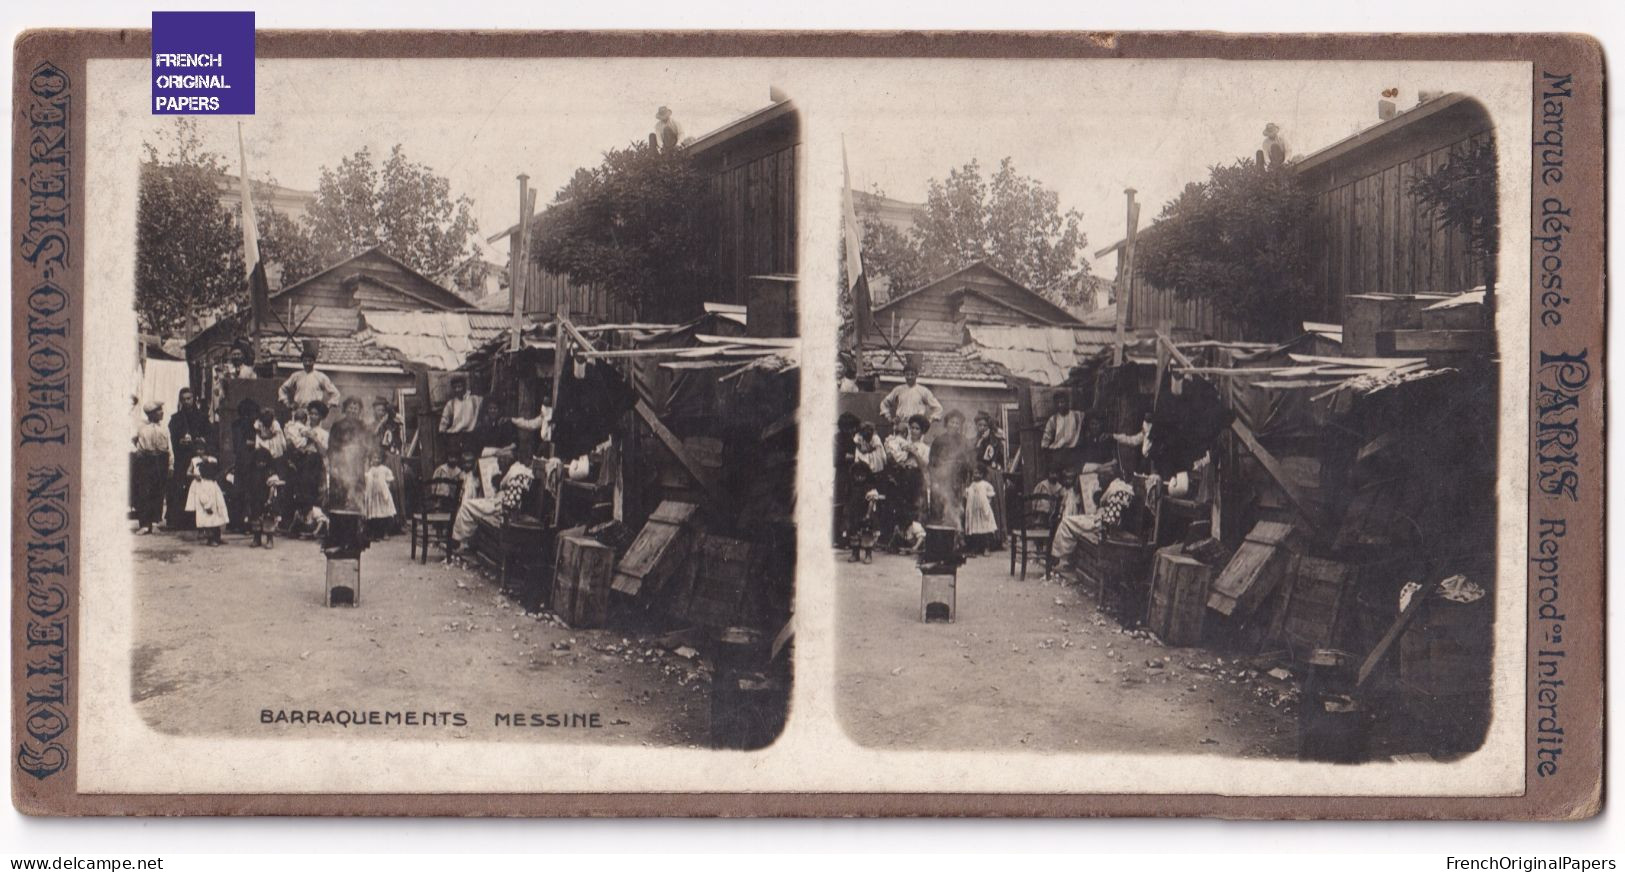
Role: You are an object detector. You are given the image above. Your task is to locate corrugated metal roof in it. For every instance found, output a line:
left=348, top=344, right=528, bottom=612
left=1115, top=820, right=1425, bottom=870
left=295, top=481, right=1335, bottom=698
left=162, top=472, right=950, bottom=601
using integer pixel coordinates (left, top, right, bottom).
left=963, top=324, right=1117, bottom=386
left=357, top=311, right=532, bottom=370
left=359, top=311, right=479, bottom=370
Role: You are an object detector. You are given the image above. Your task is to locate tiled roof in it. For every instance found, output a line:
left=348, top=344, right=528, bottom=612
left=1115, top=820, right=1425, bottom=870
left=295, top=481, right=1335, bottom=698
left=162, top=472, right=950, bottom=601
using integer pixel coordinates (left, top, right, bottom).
left=258, top=335, right=401, bottom=369
left=861, top=348, right=1005, bottom=384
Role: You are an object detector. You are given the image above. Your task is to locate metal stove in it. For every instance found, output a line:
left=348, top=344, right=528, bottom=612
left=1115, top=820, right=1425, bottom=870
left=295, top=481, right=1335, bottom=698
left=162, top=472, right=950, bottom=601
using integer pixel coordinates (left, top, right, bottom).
left=918, top=524, right=964, bottom=623
left=321, top=510, right=369, bottom=607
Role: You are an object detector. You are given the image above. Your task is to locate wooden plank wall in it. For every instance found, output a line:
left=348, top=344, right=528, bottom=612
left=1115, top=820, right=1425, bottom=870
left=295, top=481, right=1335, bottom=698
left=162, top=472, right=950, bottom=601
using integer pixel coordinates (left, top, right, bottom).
left=520, top=264, right=634, bottom=324
left=514, top=141, right=799, bottom=325
left=1127, top=278, right=1246, bottom=341
left=1309, top=129, right=1491, bottom=301
left=694, top=142, right=801, bottom=321
left=1126, top=101, right=1493, bottom=342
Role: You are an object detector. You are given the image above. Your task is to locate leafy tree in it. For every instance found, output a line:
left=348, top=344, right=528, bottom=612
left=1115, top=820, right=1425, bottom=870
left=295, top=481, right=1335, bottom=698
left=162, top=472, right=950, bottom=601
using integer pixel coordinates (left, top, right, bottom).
left=136, top=119, right=245, bottom=335
left=249, top=182, right=322, bottom=287
left=532, top=139, right=711, bottom=315
left=1136, top=160, right=1317, bottom=337
left=837, top=187, right=929, bottom=305
left=302, top=144, right=480, bottom=278
left=910, top=157, right=1090, bottom=303
left=1409, top=138, right=1498, bottom=295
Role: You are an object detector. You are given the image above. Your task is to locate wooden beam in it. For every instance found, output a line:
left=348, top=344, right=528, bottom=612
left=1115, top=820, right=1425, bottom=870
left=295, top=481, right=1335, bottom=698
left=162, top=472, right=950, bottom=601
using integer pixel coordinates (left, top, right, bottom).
left=1356, top=574, right=1444, bottom=688
left=1230, top=418, right=1322, bottom=533
left=635, top=399, right=728, bottom=507
left=1157, top=330, right=1195, bottom=369
left=1376, top=329, right=1494, bottom=353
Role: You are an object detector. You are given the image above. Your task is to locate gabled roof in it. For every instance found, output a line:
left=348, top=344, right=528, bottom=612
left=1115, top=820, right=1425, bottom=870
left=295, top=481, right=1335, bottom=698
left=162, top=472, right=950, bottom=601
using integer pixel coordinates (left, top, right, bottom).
left=276, top=246, right=477, bottom=310
left=684, top=99, right=797, bottom=158
left=872, top=260, right=1084, bottom=326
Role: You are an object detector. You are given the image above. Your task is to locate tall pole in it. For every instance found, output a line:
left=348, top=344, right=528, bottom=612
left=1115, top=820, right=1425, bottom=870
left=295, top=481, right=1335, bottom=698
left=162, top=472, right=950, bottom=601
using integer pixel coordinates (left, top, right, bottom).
left=1115, top=187, right=1140, bottom=366
left=511, top=174, right=532, bottom=353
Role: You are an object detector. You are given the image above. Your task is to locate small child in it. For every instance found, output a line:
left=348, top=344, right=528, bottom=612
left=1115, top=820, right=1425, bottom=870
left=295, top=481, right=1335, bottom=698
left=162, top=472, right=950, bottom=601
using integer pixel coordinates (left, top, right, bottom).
left=186, top=451, right=229, bottom=546
left=963, top=464, right=999, bottom=555
left=429, top=456, right=463, bottom=502
left=853, top=422, right=885, bottom=473
left=895, top=519, right=927, bottom=555
left=248, top=450, right=288, bottom=548
left=363, top=453, right=397, bottom=539
left=849, top=487, right=884, bottom=564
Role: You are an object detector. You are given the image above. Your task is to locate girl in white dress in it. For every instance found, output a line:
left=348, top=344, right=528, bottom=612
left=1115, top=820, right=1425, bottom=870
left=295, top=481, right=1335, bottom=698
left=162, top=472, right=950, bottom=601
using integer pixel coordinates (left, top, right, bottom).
left=185, top=452, right=229, bottom=545
left=363, top=452, right=397, bottom=538
left=963, top=464, right=999, bottom=554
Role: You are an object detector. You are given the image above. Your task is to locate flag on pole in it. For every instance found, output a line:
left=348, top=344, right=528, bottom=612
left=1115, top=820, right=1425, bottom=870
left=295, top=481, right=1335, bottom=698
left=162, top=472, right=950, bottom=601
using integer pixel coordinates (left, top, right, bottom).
left=841, top=137, right=875, bottom=349
left=237, top=122, right=271, bottom=339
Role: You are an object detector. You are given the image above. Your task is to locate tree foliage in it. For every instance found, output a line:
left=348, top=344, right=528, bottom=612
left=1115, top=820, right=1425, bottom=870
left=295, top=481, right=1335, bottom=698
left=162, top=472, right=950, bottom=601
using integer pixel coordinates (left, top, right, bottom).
left=837, top=188, right=929, bottom=305
left=301, top=144, right=480, bottom=279
left=249, top=183, right=323, bottom=287
left=912, top=158, right=1090, bottom=303
left=1136, top=160, right=1317, bottom=336
left=136, top=119, right=245, bottom=335
left=532, top=139, right=711, bottom=314
left=845, top=158, right=1090, bottom=308
left=1409, top=138, right=1498, bottom=291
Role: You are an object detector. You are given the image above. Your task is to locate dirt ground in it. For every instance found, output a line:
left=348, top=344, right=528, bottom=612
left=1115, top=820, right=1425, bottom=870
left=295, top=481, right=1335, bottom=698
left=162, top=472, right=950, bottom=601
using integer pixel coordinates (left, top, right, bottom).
left=836, top=549, right=1298, bottom=756
left=131, top=528, right=709, bottom=746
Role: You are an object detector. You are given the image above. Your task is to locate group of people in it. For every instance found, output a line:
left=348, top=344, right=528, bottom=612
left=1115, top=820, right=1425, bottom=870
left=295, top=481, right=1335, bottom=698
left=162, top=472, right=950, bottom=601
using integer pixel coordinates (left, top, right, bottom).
left=835, top=364, right=1229, bottom=579
left=836, top=368, right=1007, bottom=563
left=130, top=347, right=405, bottom=548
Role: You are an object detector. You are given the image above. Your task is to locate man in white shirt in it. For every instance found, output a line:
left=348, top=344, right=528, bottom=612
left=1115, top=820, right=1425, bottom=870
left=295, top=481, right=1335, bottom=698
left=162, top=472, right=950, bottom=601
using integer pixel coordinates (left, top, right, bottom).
left=279, top=348, right=341, bottom=410
left=879, top=367, right=943, bottom=425
left=439, top=376, right=482, bottom=457
left=1041, top=391, right=1084, bottom=476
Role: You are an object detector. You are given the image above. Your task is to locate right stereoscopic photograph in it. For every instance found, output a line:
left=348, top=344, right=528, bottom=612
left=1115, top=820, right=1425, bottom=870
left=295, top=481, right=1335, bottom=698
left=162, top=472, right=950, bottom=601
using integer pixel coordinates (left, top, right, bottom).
left=834, top=70, right=1504, bottom=762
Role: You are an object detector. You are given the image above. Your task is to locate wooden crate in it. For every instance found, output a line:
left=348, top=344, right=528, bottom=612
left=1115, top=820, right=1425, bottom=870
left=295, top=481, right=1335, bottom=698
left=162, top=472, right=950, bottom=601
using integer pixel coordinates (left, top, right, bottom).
left=683, top=535, right=757, bottom=629
left=552, top=534, right=614, bottom=629
left=1147, top=545, right=1213, bottom=646
left=1342, top=293, right=1453, bottom=356
left=612, top=501, right=700, bottom=598
left=1208, top=521, right=1298, bottom=618
left=1399, top=594, right=1492, bottom=696
left=1268, top=555, right=1354, bottom=656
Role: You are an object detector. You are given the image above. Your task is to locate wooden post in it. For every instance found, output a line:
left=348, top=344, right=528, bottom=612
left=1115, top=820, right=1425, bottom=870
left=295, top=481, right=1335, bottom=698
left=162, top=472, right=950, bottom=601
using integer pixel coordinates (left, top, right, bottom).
left=1115, top=188, right=1140, bottom=366
left=511, top=174, right=533, bottom=353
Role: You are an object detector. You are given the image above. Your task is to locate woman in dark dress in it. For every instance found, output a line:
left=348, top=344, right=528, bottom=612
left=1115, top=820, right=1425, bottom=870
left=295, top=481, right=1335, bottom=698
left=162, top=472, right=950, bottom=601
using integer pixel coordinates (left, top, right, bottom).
left=226, top=397, right=260, bottom=532
left=165, top=387, right=211, bottom=530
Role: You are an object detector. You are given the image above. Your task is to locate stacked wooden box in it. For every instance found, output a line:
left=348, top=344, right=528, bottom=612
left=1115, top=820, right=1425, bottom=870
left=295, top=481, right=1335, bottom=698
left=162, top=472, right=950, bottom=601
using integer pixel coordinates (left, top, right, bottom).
left=552, top=533, right=614, bottom=629
left=1146, top=545, right=1213, bottom=646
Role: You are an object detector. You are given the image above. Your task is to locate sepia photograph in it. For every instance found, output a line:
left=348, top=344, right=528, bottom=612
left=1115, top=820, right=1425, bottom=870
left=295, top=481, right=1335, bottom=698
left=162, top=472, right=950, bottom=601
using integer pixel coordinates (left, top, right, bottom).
left=118, top=63, right=799, bottom=751
left=835, top=70, right=1508, bottom=762
left=18, top=29, right=1603, bottom=819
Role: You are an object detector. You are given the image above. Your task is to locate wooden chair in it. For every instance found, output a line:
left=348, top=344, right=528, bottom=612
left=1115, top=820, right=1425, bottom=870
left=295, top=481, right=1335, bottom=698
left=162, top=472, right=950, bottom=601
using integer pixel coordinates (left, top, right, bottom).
left=497, top=465, right=553, bottom=599
left=410, top=473, right=461, bottom=564
left=1010, top=492, right=1059, bottom=580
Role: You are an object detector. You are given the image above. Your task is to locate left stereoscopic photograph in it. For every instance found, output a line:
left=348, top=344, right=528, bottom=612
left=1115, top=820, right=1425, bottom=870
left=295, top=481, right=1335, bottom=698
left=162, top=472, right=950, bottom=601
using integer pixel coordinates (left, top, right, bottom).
left=119, top=63, right=799, bottom=749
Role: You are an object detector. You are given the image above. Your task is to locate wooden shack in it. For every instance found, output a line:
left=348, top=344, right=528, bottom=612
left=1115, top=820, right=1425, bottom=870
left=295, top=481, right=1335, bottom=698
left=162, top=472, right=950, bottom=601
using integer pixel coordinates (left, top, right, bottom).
left=186, top=246, right=477, bottom=414
left=496, top=97, right=801, bottom=325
